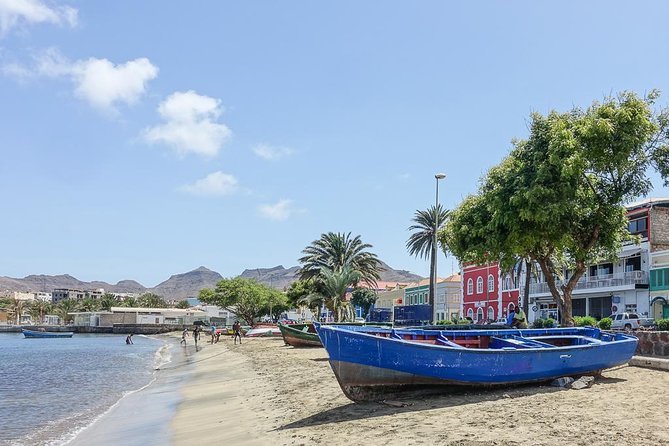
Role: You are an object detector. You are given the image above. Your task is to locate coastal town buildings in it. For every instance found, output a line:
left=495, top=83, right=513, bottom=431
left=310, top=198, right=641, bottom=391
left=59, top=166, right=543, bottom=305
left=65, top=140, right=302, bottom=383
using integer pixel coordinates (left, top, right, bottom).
left=71, top=307, right=208, bottom=326
left=458, top=198, right=669, bottom=323
left=52, top=288, right=104, bottom=303
left=462, top=263, right=518, bottom=323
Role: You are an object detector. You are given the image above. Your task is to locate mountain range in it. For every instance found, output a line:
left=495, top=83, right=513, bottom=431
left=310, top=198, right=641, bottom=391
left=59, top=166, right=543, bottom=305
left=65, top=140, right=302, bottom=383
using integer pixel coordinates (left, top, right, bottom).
left=0, top=262, right=423, bottom=301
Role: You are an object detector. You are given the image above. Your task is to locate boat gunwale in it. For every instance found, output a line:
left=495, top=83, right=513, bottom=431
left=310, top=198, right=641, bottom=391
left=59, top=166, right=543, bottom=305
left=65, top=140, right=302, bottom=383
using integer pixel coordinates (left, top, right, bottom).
left=317, top=325, right=637, bottom=354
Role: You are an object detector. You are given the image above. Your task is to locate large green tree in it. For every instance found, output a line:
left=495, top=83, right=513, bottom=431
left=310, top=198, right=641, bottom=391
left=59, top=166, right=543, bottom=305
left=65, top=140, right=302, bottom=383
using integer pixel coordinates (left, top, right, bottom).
left=406, top=204, right=449, bottom=321
left=443, top=91, right=669, bottom=326
left=350, top=287, right=377, bottom=320
left=298, top=232, right=382, bottom=286
left=199, top=277, right=284, bottom=325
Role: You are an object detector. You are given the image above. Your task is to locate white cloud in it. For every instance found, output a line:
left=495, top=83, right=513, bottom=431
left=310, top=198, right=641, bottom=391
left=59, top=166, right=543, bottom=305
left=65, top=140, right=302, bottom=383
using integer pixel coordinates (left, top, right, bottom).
left=259, top=199, right=295, bottom=221
left=143, top=90, right=232, bottom=157
left=0, top=0, right=77, bottom=36
left=252, top=143, right=294, bottom=161
left=2, top=48, right=158, bottom=112
left=72, top=57, right=158, bottom=110
left=180, top=171, right=238, bottom=196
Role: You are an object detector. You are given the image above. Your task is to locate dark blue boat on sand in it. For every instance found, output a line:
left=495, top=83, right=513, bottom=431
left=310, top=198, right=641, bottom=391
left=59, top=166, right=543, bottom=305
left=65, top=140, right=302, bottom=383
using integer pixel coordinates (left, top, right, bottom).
left=316, top=325, right=637, bottom=401
left=22, top=329, right=74, bottom=338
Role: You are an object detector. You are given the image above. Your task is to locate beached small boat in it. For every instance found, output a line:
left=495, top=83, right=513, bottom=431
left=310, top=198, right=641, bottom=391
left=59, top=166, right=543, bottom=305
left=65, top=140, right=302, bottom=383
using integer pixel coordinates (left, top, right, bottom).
left=278, top=323, right=321, bottom=347
left=316, top=325, right=638, bottom=401
left=245, top=323, right=282, bottom=337
left=22, top=329, right=74, bottom=338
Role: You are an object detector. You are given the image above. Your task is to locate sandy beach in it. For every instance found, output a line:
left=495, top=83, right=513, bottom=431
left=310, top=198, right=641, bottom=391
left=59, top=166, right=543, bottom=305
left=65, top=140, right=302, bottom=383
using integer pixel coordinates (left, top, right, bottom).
left=171, top=336, right=669, bottom=446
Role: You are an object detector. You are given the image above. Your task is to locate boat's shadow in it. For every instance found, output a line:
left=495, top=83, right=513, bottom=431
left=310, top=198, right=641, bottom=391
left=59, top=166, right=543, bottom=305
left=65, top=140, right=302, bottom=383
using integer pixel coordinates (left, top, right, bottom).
left=276, top=376, right=627, bottom=430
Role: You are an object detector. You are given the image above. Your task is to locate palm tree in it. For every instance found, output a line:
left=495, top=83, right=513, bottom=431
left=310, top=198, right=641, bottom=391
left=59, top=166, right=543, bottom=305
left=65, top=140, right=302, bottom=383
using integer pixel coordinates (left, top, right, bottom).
left=56, top=299, right=78, bottom=325
left=406, top=204, right=449, bottom=321
left=121, top=296, right=138, bottom=307
left=29, top=299, right=52, bottom=325
left=139, top=293, right=167, bottom=308
left=9, top=298, right=25, bottom=325
left=306, top=266, right=359, bottom=322
left=99, top=293, right=118, bottom=311
left=78, top=297, right=99, bottom=312
left=298, top=232, right=382, bottom=286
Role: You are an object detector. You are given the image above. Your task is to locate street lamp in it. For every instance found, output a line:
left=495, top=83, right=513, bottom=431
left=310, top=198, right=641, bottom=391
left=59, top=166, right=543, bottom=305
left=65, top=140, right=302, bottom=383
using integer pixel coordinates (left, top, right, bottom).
left=431, top=173, right=446, bottom=324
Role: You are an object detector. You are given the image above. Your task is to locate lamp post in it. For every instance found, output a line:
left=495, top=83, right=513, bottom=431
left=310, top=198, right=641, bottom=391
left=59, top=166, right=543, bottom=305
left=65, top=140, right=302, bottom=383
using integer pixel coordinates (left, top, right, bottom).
left=430, top=173, right=446, bottom=324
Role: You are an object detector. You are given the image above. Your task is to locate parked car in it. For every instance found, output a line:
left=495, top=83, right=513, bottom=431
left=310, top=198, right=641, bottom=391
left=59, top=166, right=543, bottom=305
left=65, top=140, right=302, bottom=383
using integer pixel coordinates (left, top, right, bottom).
left=610, top=313, right=655, bottom=331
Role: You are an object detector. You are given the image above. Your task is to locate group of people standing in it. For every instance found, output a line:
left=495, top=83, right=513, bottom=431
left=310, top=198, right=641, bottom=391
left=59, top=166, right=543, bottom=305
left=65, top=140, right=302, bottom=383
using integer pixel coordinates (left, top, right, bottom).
left=178, top=322, right=243, bottom=347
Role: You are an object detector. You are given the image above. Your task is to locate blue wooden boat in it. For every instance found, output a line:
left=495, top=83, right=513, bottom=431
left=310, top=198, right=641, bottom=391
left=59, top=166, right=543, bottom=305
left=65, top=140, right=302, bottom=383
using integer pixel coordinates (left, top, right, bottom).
left=316, top=325, right=637, bottom=401
left=22, top=329, right=74, bottom=338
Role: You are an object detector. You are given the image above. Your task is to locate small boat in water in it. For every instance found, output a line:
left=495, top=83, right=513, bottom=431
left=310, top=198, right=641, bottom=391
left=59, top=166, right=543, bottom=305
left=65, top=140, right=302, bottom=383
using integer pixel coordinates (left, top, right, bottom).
left=316, top=325, right=638, bottom=401
left=278, top=323, right=321, bottom=347
left=22, top=329, right=74, bottom=338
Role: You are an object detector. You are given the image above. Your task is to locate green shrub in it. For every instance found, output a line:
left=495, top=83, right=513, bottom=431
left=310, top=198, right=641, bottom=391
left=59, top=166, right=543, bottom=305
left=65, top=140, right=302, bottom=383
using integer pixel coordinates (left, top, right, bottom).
left=436, top=319, right=453, bottom=325
left=574, top=316, right=597, bottom=327
left=532, top=319, right=544, bottom=328
left=457, top=318, right=471, bottom=324
left=545, top=318, right=556, bottom=328
left=598, top=317, right=612, bottom=330
left=657, top=319, right=669, bottom=331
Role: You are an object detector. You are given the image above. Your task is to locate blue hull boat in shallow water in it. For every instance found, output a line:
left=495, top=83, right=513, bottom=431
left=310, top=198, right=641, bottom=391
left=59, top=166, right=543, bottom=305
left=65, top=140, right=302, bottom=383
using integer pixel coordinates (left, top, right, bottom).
left=315, top=325, right=637, bottom=401
left=22, top=329, right=73, bottom=338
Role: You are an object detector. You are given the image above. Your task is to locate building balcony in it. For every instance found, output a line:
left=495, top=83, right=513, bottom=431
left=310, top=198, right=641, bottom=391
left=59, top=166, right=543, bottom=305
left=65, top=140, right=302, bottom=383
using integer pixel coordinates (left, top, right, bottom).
left=529, top=271, right=648, bottom=297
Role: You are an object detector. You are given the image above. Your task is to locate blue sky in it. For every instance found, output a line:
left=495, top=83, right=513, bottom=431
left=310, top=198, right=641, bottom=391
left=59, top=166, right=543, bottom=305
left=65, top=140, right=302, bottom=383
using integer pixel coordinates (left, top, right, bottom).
left=2, top=1, right=669, bottom=287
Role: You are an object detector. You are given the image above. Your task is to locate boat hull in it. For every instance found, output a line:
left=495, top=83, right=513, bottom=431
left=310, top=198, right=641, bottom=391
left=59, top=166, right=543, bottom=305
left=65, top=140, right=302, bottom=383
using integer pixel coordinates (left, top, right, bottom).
left=278, top=323, right=322, bottom=347
left=22, top=329, right=73, bottom=338
left=318, top=326, right=637, bottom=401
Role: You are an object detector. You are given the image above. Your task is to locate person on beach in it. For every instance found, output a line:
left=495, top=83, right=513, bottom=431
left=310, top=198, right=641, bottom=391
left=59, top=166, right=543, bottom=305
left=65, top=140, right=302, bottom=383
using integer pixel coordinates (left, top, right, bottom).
left=210, top=324, right=217, bottom=344
left=181, top=328, right=189, bottom=346
left=233, top=321, right=242, bottom=345
left=125, top=334, right=133, bottom=345
left=193, top=325, right=200, bottom=346
left=512, top=306, right=528, bottom=329
left=506, top=305, right=516, bottom=327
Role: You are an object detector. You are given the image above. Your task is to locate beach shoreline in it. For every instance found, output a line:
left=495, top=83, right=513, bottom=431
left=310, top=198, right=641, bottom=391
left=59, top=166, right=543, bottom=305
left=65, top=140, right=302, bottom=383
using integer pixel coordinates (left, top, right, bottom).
left=172, top=336, right=669, bottom=446
left=64, top=334, right=195, bottom=446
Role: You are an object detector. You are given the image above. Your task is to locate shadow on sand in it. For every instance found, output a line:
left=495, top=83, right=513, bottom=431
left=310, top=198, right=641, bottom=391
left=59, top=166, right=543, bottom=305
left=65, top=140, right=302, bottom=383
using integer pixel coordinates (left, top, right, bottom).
left=277, top=372, right=628, bottom=431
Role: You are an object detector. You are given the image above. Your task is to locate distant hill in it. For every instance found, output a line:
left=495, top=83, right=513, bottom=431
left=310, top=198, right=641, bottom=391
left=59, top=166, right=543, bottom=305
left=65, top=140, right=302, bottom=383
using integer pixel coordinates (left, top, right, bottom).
left=150, top=266, right=223, bottom=300
left=240, top=261, right=422, bottom=289
left=0, top=262, right=423, bottom=301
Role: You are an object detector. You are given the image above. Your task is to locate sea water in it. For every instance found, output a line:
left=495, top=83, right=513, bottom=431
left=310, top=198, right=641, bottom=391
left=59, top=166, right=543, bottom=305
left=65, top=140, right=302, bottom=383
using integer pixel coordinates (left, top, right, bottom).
left=0, top=332, right=174, bottom=446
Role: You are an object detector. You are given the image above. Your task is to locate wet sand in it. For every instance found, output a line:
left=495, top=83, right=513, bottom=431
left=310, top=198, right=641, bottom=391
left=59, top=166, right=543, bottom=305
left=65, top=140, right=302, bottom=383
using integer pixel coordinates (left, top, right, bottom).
left=171, top=337, right=669, bottom=446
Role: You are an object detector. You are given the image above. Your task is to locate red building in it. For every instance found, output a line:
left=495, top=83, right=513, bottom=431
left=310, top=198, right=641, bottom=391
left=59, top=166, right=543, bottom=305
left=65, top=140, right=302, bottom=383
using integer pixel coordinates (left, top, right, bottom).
left=461, top=262, right=519, bottom=323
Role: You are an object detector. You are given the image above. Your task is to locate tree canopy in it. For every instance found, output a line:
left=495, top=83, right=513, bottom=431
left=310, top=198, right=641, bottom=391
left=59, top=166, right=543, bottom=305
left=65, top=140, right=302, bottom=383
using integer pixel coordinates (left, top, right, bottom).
left=298, top=232, right=382, bottom=286
left=350, top=287, right=377, bottom=319
left=442, top=91, right=669, bottom=325
left=199, top=277, right=286, bottom=325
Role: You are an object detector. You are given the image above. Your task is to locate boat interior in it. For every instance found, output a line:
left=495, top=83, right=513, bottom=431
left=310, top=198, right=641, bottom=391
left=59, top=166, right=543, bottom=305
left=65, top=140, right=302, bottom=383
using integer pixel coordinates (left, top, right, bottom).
left=358, top=327, right=618, bottom=350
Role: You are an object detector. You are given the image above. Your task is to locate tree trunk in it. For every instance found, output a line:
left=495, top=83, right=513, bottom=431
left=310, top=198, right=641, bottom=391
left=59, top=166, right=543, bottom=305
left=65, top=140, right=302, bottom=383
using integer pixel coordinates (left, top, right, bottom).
left=522, top=258, right=531, bottom=316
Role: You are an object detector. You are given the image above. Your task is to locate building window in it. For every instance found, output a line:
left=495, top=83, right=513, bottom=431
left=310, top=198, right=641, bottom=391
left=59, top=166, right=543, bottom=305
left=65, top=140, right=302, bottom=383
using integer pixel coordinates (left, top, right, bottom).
left=488, top=274, right=495, bottom=292
left=589, top=263, right=613, bottom=277
left=476, top=308, right=484, bottom=323
left=487, top=306, right=494, bottom=321
left=467, top=279, right=473, bottom=295
left=628, top=216, right=648, bottom=238
left=625, top=256, right=641, bottom=272
left=467, top=308, right=474, bottom=319
left=503, top=276, right=511, bottom=291
left=476, top=277, right=483, bottom=294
